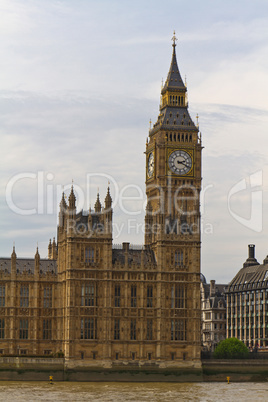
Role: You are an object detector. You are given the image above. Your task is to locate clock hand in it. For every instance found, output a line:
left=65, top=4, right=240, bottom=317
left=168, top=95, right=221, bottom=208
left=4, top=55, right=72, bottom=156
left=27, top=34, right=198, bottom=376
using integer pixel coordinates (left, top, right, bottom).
left=177, top=159, right=187, bottom=167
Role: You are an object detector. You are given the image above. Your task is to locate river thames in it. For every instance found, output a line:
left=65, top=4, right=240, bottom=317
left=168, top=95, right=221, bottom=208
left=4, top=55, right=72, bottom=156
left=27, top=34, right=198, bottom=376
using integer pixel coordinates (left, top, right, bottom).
left=0, top=382, right=267, bottom=401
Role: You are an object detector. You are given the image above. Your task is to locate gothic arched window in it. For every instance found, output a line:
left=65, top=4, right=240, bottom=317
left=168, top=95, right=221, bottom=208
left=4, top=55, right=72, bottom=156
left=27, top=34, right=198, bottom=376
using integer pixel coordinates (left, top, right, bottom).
left=175, top=250, right=183, bottom=266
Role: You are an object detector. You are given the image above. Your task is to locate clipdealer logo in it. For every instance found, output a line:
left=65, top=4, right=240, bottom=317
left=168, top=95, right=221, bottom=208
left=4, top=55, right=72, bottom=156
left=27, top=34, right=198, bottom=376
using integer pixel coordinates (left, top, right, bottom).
left=227, top=170, right=263, bottom=232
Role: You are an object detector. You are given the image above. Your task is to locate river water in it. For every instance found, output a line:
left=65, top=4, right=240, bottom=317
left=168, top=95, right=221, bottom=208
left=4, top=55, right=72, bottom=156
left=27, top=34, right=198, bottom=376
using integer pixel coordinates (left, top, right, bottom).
left=0, top=382, right=267, bottom=401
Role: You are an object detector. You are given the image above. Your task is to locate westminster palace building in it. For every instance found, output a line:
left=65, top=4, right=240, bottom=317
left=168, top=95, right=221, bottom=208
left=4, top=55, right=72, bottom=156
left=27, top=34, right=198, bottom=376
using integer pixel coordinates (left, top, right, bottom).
left=0, top=35, right=202, bottom=369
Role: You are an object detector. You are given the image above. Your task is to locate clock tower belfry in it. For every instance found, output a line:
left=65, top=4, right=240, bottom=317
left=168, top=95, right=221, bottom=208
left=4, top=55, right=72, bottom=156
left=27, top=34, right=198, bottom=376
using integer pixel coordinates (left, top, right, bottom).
left=145, top=33, right=202, bottom=362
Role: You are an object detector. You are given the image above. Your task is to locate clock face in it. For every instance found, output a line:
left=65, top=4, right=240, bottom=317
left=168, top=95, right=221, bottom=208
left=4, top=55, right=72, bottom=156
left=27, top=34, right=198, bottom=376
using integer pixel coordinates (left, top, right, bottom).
left=147, top=152, right=154, bottom=178
left=168, top=150, right=192, bottom=175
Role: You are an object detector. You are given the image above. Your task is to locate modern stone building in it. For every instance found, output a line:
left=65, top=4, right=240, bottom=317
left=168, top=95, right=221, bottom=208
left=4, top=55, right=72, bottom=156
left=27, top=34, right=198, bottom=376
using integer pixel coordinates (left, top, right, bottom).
left=200, top=276, right=227, bottom=351
left=0, top=35, right=202, bottom=368
left=226, top=244, right=268, bottom=347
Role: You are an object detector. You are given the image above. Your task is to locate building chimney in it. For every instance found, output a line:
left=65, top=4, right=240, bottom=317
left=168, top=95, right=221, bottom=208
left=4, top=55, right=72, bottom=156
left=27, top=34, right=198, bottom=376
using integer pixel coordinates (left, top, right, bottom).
left=243, top=244, right=259, bottom=268
left=248, top=244, right=255, bottom=259
left=210, top=280, right=215, bottom=297
left=122, top=242, right=130, bottom=252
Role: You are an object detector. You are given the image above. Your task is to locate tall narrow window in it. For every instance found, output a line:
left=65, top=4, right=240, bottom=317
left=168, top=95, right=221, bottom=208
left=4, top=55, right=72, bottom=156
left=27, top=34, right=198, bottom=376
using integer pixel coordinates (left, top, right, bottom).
left=43, top=319, right=52, bottom=340
left=81, top=318, right=97, bottom=339
left=81, top=283, right=96, bottom=306
left=115, top=284, right=120, bottom=307
left=147, top=319, right=153, bottom=340
left=131, top=285, right=137, bottom=307
left=147, top=286, right=153, bottom=308
left=171, top=319, right=187, bottom=341
left=19, top=319, right=28, bottom=339
left=0, top=319, right=4, bottom=339
left=20, top=285, right=29, bottom=307
left=175, top=250, right=183, bottom=267
left=130, top=319, right=136, bottom=340
left=171, top=285, right=187, bottom=309
left=114, top=319, right=120, bottom=340
left=85, top=247, right=94, bottom=263
left=43, top=286, right=52, bottom=308
left=0, top=285, right=5, bottom=307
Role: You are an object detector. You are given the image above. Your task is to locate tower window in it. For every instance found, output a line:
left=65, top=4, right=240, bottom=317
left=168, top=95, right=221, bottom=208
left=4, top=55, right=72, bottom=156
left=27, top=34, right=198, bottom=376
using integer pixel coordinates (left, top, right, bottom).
left=81, top=283, right=96, bottom=306
left=131, top=285, right=137, bottom=307
left=0, top=319, right=5, bottom=339
left=114, top=319, right=120, bottom=340
left=175, top=250, right=183, bottom=266
left=0, top=285, right=5, bottom=307
left=147, top=319, right=153, bottom=340
left=185, top=134, right=188, bottom=142
left=170, top=133, right=172, bottom=141
left=130, top=319, right=136, bottom=340
left=189, top=135, right=192, bottom=142
left=43, top=286, right=52, bottom=308
left=114, top=284, right=121, bottom=307
left=43, top=319, right=52, bottom=340
left=19, top=319, right=28, bottom=339
left=178, top=134, right=180, bottom=141
left=171, top=319, right=187, bottom=341
left=81, top=318, right=97, bottom=339
left=20, top=285, right=29, bottom=307
left=181, top=134, right=184, bottom=141
left=85, top=247, right=94, bottom=264
left=147, top=286, right=153, bottom=307
left=171, top=285, right=187, bottom=308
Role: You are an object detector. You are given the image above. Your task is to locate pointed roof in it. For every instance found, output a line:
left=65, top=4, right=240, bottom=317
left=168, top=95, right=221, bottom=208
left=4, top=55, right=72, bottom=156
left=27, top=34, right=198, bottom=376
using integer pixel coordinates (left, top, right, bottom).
left=94, top=193, right=102, bottom=213
left=68, top=185, right=76, bottom=209
left=105, top=186, right=112, bottom=208
left=60, top=192, right=67, bottom=209
left=162, top=32, right=186, bottom=93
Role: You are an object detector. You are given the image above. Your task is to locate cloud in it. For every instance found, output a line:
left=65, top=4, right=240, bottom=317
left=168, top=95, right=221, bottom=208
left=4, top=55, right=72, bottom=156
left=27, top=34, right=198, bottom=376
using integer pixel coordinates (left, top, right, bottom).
left=1, top=0, right=268, bottom=285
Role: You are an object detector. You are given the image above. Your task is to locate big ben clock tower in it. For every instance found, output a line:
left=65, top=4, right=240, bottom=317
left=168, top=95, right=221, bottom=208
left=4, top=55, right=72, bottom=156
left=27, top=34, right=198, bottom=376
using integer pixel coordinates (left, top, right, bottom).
left=145, top=33, right=202, bottom=363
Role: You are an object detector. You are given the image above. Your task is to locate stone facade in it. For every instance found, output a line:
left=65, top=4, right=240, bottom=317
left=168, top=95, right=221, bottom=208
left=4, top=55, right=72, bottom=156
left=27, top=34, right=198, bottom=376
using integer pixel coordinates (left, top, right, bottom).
left=200, top=277, right=227, bottom=351
left=0, top=36, right=202, bottom=368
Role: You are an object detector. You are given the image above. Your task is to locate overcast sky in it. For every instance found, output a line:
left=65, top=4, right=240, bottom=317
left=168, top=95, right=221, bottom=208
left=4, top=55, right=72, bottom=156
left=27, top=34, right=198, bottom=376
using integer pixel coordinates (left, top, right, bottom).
left=1, top=0, right=268, bottom=283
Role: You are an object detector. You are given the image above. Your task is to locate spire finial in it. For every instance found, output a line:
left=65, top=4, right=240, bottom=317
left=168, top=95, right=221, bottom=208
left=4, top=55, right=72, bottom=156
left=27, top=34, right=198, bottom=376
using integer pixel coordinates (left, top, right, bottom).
left=172, top=30, right=177, bottom=47
left=196, top=113, right=199, bottom=128
left=149, top=119, right=152, bottom=129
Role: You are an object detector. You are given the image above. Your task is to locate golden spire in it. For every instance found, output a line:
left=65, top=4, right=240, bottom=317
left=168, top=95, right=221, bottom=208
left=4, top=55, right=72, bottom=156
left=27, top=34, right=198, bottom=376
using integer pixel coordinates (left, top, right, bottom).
left=172, top=30, right=177, bottom=47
